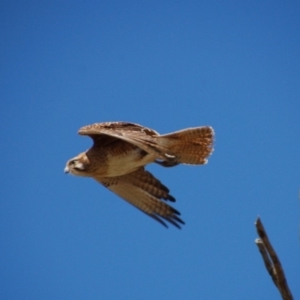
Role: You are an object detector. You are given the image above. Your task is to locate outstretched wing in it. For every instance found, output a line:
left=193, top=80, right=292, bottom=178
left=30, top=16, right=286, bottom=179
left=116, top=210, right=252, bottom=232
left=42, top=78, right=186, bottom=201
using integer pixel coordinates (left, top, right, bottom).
left=78, top=122, right=168, bottom=158
left=95, top=167, right=184, bottom=228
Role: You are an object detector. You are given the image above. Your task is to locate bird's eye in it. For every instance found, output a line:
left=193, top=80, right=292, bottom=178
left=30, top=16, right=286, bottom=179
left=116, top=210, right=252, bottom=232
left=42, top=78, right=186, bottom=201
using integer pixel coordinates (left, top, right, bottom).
left=69, top=160, right=85, bottom=171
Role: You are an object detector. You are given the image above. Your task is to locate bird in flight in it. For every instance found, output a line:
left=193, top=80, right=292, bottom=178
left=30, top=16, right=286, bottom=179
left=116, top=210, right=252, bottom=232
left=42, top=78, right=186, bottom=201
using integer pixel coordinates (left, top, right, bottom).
left=64, top=122, right=214, bottom=228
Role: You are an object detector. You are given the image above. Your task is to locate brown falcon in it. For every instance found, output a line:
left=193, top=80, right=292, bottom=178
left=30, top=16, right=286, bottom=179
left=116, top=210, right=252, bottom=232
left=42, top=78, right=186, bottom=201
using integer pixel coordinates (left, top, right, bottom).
left=64, top=122, right=214, bottom=228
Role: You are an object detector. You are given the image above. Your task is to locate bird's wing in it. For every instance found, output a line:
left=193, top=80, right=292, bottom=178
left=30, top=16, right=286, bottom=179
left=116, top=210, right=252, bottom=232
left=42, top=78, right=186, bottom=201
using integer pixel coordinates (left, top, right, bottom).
left=95, top=167, right=184, bottom=228
left=78, top=122, right=169, bottom=159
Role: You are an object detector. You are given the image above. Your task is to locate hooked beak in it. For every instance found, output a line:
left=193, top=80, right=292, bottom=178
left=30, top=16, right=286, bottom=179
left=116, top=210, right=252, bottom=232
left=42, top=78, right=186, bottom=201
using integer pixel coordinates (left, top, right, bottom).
left=64, top=166, right=70, bottom=174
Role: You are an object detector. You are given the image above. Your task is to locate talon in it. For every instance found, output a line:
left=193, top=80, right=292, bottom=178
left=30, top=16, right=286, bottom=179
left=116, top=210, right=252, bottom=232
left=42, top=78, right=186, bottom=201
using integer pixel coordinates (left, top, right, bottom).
left=155, top=160, right=180, bottom=167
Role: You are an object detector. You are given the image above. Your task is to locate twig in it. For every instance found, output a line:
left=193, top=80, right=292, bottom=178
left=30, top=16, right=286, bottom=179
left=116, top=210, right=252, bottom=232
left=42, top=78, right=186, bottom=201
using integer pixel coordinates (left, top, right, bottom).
left=255, top=217, right=293, bottom=300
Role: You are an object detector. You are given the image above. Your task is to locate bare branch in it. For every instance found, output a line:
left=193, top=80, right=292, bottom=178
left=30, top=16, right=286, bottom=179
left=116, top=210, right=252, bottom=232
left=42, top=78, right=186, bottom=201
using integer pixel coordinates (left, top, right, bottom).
left=255, top=217, right=293, bottom=300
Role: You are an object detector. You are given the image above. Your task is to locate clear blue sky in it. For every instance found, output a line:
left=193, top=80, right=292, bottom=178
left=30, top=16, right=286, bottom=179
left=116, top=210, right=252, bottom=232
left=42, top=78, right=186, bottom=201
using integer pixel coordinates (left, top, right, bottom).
left=1, top=1, right=299, bottom=299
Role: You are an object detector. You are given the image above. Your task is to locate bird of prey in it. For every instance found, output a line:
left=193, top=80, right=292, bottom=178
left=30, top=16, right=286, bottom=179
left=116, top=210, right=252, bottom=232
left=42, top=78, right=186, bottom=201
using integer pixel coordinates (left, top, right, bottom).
left=64, top=121, right=214, bottom=228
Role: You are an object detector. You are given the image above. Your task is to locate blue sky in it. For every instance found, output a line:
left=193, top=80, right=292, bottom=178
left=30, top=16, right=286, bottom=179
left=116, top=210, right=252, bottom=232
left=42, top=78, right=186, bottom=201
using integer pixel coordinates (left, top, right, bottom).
left=1, top=1, right=299, bottom=299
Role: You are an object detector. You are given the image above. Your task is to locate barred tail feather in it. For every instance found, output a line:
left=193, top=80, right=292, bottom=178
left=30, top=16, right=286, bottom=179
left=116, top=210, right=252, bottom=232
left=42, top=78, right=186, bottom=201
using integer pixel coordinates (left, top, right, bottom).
left=158, top=126, right=214, bottom=165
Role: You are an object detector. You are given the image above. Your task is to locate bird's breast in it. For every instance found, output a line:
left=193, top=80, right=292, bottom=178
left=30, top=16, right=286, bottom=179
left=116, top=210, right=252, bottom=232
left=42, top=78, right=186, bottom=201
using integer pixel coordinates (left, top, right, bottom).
left=104, top=147, right=155, bottom=177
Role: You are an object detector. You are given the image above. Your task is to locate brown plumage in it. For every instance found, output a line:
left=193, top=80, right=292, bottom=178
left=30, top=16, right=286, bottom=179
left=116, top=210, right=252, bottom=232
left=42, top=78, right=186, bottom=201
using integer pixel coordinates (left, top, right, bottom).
left=64, top=121, right=214, bottom=228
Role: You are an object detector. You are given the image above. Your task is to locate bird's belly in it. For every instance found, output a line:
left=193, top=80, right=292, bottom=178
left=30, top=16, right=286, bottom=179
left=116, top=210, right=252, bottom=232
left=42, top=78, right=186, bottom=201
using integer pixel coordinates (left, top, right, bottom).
left=104, top=148, right=155, bottom=177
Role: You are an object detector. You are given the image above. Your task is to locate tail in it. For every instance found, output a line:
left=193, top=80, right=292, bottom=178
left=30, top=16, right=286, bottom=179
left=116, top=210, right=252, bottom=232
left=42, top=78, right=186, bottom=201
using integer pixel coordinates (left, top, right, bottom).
left=157, top=126, right=214, bottom=165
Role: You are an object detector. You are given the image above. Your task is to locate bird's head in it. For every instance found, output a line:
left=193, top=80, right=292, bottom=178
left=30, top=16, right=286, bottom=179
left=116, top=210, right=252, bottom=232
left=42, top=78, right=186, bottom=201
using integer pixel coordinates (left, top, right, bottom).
left=64, top=152, right=91, bottom=177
